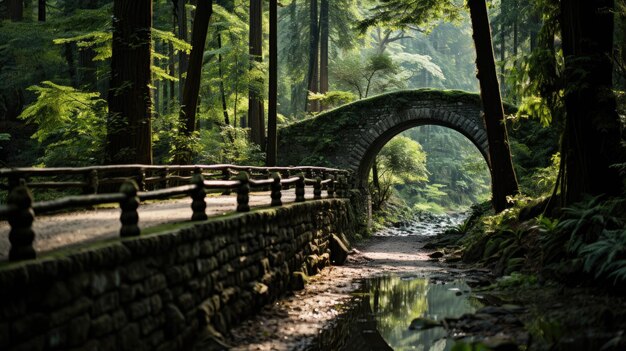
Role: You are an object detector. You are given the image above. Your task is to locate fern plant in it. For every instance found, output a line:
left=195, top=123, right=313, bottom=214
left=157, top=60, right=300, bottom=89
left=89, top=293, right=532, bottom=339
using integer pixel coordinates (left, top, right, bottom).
left=578, top=229, right=626, bottom=284
left=546, top=196, right=626, bottom=286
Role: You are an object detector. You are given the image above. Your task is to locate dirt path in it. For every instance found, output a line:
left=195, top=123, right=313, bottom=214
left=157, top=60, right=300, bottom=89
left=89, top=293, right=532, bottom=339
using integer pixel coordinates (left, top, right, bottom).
left=204, top=234, right=448, bottom=351
left=0, top=188, right=317, bottom=260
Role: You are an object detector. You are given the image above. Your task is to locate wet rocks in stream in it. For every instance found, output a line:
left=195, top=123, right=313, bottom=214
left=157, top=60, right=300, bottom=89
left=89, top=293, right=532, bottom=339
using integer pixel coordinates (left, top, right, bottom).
left=444, top=304, right=529, bottom=349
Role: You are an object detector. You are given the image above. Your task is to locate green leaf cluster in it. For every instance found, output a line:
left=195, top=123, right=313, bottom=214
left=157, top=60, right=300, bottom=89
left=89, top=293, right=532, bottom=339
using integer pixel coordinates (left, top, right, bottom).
left=18, top=81, right=107, bottom=166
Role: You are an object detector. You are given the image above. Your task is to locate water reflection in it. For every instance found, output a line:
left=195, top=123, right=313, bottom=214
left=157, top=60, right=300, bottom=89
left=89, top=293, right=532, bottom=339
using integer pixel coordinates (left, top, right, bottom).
left=369, top=275, right=479, bottom=351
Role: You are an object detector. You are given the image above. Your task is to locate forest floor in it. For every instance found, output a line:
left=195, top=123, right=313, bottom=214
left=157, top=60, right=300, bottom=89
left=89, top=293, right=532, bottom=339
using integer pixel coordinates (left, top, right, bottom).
left=201, top=222, right=626, bottom=351
left=0, top=188, right=317, bottom=260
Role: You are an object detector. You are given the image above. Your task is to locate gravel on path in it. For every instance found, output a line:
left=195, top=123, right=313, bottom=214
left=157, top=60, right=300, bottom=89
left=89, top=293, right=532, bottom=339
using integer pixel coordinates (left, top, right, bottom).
left=0, top=188, right=317, bottom=260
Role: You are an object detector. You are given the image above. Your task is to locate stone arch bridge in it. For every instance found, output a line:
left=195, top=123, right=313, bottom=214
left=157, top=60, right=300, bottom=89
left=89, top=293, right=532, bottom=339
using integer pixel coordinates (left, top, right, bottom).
left=278, top=89, right=516, bottom=186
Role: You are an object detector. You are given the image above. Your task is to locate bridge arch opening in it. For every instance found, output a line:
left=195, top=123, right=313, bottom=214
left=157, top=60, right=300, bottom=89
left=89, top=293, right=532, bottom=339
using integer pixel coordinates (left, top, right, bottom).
left=368, top=125, right=492, bottom=211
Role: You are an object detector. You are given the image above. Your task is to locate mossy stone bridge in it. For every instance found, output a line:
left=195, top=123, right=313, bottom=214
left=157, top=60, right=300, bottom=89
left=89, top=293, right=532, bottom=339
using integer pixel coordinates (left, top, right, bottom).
left=278, top=89, right=516, bottom=186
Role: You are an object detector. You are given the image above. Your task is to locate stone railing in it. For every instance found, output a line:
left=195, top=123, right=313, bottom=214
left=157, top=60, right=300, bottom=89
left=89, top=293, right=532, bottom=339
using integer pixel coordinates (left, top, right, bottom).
left=0, top=165, right=352, bottom=262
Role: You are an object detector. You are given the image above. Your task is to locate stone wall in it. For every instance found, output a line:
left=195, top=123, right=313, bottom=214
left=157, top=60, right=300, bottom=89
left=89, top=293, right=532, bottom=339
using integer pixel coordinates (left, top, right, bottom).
left=0, top=199, right=357, bottom=351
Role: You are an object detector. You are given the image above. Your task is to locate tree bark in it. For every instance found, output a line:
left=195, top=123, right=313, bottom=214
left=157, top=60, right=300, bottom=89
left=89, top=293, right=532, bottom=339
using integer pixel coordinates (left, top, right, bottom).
left=306, top=0, right=320, bottom=112
left=9, top=0, right=23, bottom=21
left=467, top=0, right=519, bottom=212
left=38, top=0, right=45, bottom=21
left=107, top=0, right=153, bottom=165
left=267, top=0, right=278, bottom=166
left=179, top=0, right=212, bottom=137
left=319, top=0, right=329, bottom=107
left=168, top=39, right=176, bottom=112
left=217, top=33, right=229, bottom=126
left=248, top=0, right=265, bottom=148
left=559, top=0, right=624, bottom=204
left=177, top=0, right=189, bottom=103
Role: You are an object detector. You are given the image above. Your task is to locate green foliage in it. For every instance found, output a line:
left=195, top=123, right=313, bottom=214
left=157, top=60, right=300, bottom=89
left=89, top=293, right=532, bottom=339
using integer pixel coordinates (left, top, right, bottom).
left=522, top=152, right=559, bottom=197
left=542, top=196, right=626, bottom=286
left=379, top=136, right=429, bottom=183
left=369, top=136, right=429, bottom=210
left=20, top=82, right=103, bottom=142
left=358, top=0, right=462, bottom=33
left=0, top=133, right=9, bottom=151
left=18, top=81, right=106, bottom=166
left=197, top=126, right=265, bottom=166
left=402, top=125, right=491, bottom=211
left=579, top=229, right=626, bottom=284
left=331, top=52, right=402, bottom=99
left=307, top=90, right=358, bottom=109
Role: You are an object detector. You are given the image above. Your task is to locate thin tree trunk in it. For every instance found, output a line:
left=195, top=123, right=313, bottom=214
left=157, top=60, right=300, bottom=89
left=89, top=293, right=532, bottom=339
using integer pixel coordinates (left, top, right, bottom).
left=306, top=0, right=319, bottom=112
left=319, top=0, right=329, bottom=110
left=217, top=33, right=229, bottom=126
left=107, top=0, right=153, bottom=165
left=467, top=0, right=519, bottom=212
left=168, top=40, right=175, bottom=112
left=559, top=0, right=623, bottom=204
left=177, top=0, right=188, bottom=103
left=78, top=0, right=99, bottom=90
left=38, top=0, right=45, bottom=21
left=248, top=0, right=265, bottom=147
left=179, top=0, right=212, bottom=143
left=64, top=43, right=78, bottom=87
left=267, top=0, right=278, bottom=166
left=499, top=8, right=505, bottom=90
left=372, top=160, right=380, bottom=191
left=9, top=0, right=23, bottom=21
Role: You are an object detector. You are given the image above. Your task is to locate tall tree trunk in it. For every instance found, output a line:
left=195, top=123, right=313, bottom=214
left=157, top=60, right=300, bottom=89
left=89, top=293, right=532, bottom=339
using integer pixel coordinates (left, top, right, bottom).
left=499, top=8, right=505, bottom=91
left=107, top=0, right=153, bottom=165
left=177, top=0, right=189, bottom=103
left=78, top=0, right=99, bottom=90
left=559, top=0, right=624, bottom=204
left=248, top=0, right=265, bottom=147
left=319, top=0, right=329, bottom=110
left=267, top=0, right=278, bottom=166
left=217, top=33, right=229, bottom=126
left=467, top=0, right=519, bottom=212
left=38, top=0, right=45, bottom=21
left=168, top=41, right=175, bottom=112
left=178, top=0, right=212, bottom=156
left=64, top=43, right=78, bottom=87
left=306, top=0, right=319, bottom=112
left=9, top=0, right=23, bottom=21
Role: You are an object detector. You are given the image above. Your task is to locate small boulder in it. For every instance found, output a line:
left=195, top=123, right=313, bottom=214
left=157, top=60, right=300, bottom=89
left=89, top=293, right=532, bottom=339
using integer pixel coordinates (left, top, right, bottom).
left=409, top=317, right=441, bottom=331
left=330, top=234, right=349, bottom=265
left=428, top=251, right=445, bottom=259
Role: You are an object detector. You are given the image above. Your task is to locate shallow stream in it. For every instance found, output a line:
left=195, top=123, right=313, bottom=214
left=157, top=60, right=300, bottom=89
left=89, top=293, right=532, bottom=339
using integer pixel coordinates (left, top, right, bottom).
left=313, top=212, right=478, bottom=351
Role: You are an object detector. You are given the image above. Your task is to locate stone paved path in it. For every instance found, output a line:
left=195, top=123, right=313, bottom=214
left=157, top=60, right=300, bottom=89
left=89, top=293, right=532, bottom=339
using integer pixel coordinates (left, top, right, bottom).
left=0, top=188, right=319, bottom=260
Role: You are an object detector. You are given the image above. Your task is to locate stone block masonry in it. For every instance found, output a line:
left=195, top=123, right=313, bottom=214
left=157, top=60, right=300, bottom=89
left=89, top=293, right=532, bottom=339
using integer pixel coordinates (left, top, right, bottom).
left=0, top=199, right=358, bottom=350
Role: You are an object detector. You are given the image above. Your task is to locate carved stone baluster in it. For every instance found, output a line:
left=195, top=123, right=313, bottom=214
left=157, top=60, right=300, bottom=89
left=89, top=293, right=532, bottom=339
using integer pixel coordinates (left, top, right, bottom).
left=270, top=172, right=282, bottom=207
left=8, top=184, right=36, bottom=261
left=295, top=173, right=306, bottom=203
left=237, top=172, right=250, bottom=212
left=120, top=180, right=140, bottom=237
left=327, top=175, right=335, bottom=198
left=191, top=173, right=208, bottom=221
left=313, top=177, right=322, bottom=200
